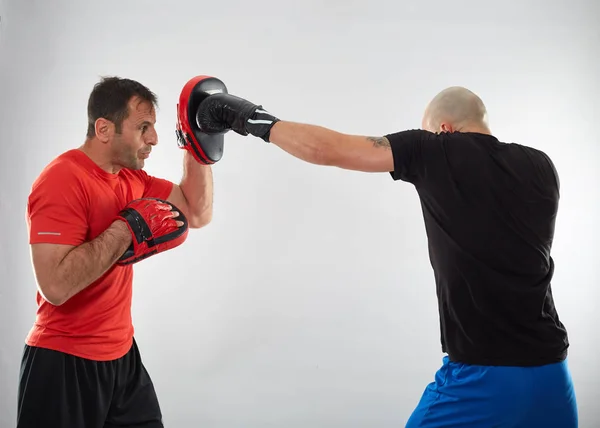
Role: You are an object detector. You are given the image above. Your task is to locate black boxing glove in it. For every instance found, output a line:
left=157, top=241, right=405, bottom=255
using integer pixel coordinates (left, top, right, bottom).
left=195, top=93, right=280, bottom=142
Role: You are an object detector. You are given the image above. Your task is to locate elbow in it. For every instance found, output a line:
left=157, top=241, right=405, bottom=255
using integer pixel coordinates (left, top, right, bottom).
left=181, top=202, right=212, bottom=229
left=47, top=296, right=67, bottom=306
left=38, top=283, right=68, bottom=306
left=188, top=210, right=212, bottom=229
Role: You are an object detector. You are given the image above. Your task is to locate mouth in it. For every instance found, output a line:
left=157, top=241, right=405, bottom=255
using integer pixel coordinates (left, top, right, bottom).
left=140, top=152, right=151, bottom=159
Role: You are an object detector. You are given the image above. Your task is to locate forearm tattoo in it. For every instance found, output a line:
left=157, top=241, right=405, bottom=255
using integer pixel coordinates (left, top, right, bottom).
left=367, top=136, right=391, bottom=149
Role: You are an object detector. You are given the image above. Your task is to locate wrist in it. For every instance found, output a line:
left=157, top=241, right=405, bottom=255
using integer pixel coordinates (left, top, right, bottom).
left=111, top=219, right=133, bottom=246
left=184, top=149, right=213, bottom=168
left=264, top=120, right=282, bottom=143
left=245, top=105, right=280, bottom=142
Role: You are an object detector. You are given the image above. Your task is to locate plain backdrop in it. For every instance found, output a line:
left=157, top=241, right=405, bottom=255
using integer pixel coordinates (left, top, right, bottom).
left=0, top=0, right=599, bottom=427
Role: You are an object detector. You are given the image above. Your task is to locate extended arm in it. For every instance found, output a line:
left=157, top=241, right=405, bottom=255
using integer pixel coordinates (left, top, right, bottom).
left=195, top=93, right=396, bottom=173
left=166, top=150, right=213, bottom=228
left=267, top=121, right=394, bottom=172
left=31, top=220, right=132, bottom=306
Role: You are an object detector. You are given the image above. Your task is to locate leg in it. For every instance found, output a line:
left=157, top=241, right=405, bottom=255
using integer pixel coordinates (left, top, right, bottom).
left=405, top=356, right=533, bottom=428
left=17, top=344, right=114, bottom=428
left=105, top=339, right=163, bottom=428
left=522, top=359, right=578, bottom=428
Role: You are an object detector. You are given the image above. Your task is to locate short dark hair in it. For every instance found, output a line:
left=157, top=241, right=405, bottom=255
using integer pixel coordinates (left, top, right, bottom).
left=86, top=76, right=158, bottom=138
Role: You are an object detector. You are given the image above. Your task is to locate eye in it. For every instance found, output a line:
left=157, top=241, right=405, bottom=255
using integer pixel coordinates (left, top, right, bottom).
left=141, top=125, right=148, bottom=133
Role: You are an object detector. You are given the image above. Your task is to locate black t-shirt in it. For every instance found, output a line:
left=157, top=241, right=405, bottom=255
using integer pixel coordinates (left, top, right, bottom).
left=386, top=129, right=569, bottom=366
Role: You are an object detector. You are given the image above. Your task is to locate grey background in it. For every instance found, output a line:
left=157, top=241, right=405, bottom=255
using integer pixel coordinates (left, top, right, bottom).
left=0, top=0, right=599, bottom=426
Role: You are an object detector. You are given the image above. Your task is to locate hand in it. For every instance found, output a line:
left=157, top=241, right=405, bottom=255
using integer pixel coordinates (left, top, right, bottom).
left=195, top=93, right=280, bottom=142
left=115, top=198, right=188, bottom=265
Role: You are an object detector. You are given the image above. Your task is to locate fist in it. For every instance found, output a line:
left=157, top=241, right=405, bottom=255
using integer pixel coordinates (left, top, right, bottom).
left=196, top=93, right=280, bottom=142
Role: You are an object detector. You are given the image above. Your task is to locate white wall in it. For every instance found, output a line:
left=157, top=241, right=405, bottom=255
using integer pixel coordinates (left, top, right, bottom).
left=1, top=0, right=599, bottom=426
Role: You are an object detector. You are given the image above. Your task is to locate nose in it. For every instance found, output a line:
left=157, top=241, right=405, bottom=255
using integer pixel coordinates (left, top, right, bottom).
left=145, top=128, right=158, bottom=146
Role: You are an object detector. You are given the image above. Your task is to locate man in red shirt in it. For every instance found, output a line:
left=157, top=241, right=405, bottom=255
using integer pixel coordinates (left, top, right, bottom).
left=18, top=76, right=213, bottom=428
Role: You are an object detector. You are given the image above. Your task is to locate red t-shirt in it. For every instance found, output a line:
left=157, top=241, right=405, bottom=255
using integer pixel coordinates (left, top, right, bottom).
left=25, top=149, right=174, bottom=361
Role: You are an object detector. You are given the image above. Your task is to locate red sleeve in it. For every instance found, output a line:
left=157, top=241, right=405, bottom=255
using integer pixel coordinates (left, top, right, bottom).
left=27, top=163, right=89, bottom=246
left=139, top=170, right=174, bottom=200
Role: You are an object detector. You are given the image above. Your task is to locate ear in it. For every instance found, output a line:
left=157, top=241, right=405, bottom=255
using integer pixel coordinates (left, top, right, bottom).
left=95, top=118, right=114, bottom=143
left=440, top=122, right=454, bottom=133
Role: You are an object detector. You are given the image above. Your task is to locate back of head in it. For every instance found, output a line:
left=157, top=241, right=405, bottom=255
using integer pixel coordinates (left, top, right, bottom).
left=422, top=86, right=490, bottom=134
left=86, top=76, right=158, bottom=138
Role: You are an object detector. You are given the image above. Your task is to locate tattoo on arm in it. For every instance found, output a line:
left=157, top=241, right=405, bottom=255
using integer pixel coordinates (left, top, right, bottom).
left=367, top=136, right=391, bottom=149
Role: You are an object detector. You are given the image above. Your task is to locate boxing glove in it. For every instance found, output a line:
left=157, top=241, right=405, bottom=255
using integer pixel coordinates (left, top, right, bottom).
left=195, top=93, right=280, bottom=142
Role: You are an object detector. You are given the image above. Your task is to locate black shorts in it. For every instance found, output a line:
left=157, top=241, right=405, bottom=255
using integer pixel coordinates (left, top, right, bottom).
left=16, top=338, right=163, bottom=428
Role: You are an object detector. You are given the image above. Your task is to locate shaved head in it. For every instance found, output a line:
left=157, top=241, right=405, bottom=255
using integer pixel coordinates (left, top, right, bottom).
left=422, top=86, right=490, bottom=134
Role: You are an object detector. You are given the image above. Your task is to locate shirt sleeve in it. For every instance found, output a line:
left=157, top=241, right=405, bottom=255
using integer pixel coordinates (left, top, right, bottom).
left=538, top=149, right=560, bottom=195
left=27, top=164, right=89, bottom=246
left=385, top=129, right=446, bottom=184
left=139, top=170, right=174, bottom=200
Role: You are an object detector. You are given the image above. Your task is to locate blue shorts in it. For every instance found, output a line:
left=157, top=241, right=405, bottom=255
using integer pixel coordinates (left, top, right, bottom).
left=406, top=356, right=578, bottom=427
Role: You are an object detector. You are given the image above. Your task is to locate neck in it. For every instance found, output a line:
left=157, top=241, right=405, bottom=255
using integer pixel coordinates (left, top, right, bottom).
left=79, top=138, right=120, bottom=174
left=456, top=121, right=492, bottom=135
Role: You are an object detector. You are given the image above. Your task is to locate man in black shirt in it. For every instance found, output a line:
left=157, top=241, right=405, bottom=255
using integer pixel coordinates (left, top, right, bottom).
left=195, top=85, right=578, bottom=427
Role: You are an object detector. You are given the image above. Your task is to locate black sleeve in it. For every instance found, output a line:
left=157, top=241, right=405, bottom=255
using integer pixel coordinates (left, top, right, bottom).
left=538, top=150, right=560, bottom=194
left=385, top=129, right=445, bottom=184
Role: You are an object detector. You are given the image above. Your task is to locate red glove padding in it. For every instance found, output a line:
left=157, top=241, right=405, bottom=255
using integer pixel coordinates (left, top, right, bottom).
left=115, top=198, right=188, bottom=265
left=176, top=75, right=229, bottom=164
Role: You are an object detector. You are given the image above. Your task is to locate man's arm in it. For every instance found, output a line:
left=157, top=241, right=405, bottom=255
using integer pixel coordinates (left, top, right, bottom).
left=31, top=220, right=132, bottom=306
left=166, top=151, right=213, bottom=229
left=267, top=121, right=395, bottom=173
left=194, top=94, right=395, bottom=173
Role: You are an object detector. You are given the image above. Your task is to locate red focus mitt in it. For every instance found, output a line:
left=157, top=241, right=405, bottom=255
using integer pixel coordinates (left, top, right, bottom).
left=176, top=75, right=229, bottom=164
left=115, top=198, right=188, bottom=265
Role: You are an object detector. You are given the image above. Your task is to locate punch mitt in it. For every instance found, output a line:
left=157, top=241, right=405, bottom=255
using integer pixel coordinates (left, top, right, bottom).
left=176, top=75, right=229, bottom=164
left=115, top=198, right=188, bottom=265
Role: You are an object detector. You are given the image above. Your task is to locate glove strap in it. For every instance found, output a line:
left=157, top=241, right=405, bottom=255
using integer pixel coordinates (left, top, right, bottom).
left=246, top=106, right=280, bottom=142
left=116, top=207, right=151, bottom=263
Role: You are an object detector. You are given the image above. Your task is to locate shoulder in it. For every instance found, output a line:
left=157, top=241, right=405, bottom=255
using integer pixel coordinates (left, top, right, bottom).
left=499, top=139, right=557, bottom=169
left=385, top=129, right=438, bottom=145
left=509, top=142, right=560, bottom=188
left=385, top=130, right=448, bottom=182
left=29, top=150, right=92, bottom=206
left=385, top=129, right=480, bottom=151
left=32, top=150, right=86, bottom=188
left=517, top=143, right=556, bottom=165
left=384, top=129, right=481, bottom=162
